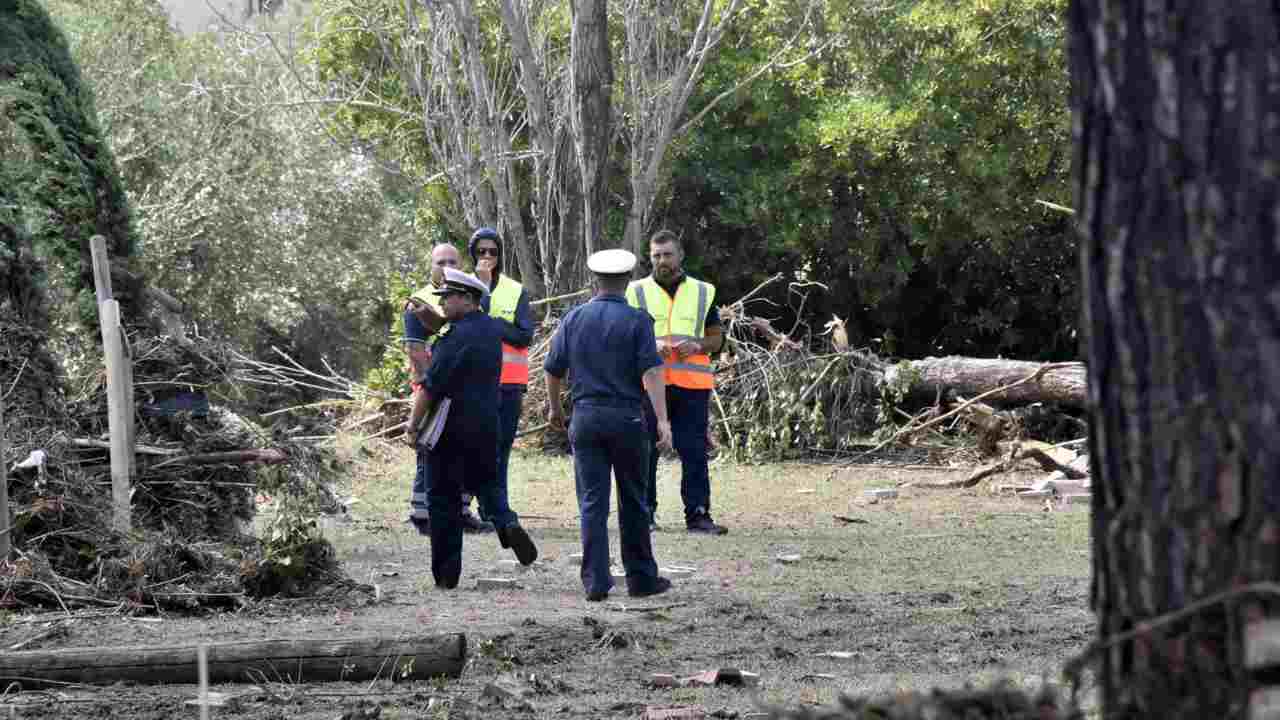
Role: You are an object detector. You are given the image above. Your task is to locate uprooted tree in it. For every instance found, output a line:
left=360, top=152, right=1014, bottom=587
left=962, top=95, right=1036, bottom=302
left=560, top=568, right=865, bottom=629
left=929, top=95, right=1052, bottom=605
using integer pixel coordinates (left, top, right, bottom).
left=1070, top=2, right=1280, bottom=717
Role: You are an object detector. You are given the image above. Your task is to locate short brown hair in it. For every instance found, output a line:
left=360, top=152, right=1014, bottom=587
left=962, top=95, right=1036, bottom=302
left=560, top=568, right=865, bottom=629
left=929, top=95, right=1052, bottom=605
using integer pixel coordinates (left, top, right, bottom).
left=649, top=229, right=682, bottom=250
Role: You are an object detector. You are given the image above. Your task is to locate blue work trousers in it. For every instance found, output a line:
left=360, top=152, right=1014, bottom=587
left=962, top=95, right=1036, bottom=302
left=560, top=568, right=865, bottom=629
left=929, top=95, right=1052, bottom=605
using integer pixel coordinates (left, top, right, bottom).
left=410, top=451, right=431, bottom=522
left=422, top=444, right=518, bottom=588
left=481, top=386, right=523, bottom=520
left=643, top=386, right=712, bottom=522
left=417, top=388, right=519, bottom=519
left=570, top=403, right=660, bottom=596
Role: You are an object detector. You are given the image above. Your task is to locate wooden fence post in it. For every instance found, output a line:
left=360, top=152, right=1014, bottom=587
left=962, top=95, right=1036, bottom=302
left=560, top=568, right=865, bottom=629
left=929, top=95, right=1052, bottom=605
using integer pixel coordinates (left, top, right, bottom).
left=91, top=236, right=133, bottom=533
left=100, top=299, right=132, bottom=533
left=0, top=392, right=10, bottom=559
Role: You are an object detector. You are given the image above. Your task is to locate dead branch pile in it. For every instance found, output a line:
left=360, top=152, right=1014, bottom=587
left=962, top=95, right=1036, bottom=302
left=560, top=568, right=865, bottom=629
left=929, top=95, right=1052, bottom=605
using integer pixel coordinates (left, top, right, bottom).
left=712, top=286, right=886, bottom=460
left=2, top=330, right=366, bottom=613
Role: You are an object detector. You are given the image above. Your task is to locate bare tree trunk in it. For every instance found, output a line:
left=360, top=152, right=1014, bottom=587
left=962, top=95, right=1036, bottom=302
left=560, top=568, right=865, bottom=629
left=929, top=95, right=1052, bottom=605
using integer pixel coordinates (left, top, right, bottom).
left=1071, top=2, right=1280, bottom=717
left=883, top=357, right=1086, bottom=409
left=570, top=0, right=613, bottom=256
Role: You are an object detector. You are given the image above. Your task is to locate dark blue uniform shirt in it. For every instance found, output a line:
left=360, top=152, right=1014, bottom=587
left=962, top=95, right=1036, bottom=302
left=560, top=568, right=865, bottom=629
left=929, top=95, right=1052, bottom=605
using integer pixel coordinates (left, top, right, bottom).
left=404, top=307, right=431, bottom=344
left=544, top=294, right=664, bottom=409
left=424, top=309, right=502, bottom=449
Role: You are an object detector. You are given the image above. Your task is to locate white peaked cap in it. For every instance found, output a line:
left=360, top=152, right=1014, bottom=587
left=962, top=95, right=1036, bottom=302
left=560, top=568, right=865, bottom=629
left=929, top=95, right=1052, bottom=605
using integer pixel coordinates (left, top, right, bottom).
left=432, top=267, right=490, bottom=298
left=587, top=248, right=637, bottom=275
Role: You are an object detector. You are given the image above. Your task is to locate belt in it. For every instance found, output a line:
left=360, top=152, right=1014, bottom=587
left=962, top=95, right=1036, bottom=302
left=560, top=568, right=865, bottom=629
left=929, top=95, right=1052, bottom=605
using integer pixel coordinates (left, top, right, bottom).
left=576, top=397, right=643, bottom=411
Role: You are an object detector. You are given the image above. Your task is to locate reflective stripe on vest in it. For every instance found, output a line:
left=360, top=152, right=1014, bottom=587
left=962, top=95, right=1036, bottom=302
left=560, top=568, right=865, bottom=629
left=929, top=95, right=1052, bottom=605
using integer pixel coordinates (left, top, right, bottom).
left=489, top=274, right=530, bottom=385
left=626, top=275, right=717, bottom=390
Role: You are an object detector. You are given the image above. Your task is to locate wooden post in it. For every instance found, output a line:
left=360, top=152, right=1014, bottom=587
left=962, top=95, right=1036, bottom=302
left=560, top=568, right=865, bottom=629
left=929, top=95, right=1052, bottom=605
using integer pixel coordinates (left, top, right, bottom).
left=100, top=299, right=131, bottom=533
left=0, top=393, right=10, bottom=560
left=89, top=235, right=113, bottom=305
left=91, top=237, right=134, bottom=531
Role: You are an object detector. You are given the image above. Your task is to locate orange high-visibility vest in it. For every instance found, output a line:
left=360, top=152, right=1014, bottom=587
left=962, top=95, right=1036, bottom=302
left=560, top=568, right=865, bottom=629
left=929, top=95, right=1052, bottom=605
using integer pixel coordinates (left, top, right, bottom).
left=626, top=275, right=717, bottom=390
left=488, top=274, right=529, bottom=385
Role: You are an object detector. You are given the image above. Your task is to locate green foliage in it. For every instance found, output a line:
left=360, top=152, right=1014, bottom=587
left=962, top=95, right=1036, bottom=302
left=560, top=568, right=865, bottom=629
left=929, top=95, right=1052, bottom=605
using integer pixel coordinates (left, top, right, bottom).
left=0, top=0, right=141, bottom=320
left=362, top=266, right=431, bottom=398
left=669, top=0, right=1076, bottom=361
left=45, top=0, right=426, bottom=379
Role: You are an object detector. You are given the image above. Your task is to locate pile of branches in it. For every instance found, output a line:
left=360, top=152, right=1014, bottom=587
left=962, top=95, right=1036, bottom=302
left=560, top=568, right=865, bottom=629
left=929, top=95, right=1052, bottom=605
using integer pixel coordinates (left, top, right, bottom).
left=712, top=276, right=887, bottom=461
left=2, top=331, right=365, bottom=613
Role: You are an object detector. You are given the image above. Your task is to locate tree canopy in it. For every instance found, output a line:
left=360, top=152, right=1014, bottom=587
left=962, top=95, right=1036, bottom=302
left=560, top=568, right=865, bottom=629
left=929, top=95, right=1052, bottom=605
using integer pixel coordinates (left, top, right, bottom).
left=7, top=0, right=1079, bottom=388
left=1, top=0, right=141, bottom=321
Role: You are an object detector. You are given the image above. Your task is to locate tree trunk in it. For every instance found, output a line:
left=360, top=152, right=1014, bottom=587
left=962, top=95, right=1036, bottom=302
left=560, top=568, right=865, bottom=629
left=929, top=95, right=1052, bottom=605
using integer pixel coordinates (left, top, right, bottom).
left=0, top=634, right=466, bottom=686
left=1070, top=2, right=1280, bottom=717
left=570, top=0, right=613, bottom=256
left=882, top=357, right=1087, bottom=409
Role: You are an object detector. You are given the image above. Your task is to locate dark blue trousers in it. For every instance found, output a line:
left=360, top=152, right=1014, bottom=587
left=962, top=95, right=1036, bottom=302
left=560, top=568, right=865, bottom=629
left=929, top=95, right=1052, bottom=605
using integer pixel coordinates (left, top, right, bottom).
left=643, top=386, right=712, bottom=522
left=570, top=403, right=660, bottom=596
left=485, top=386, right=523, bottom=519
left=410, top=452, right=430, bottom=522
left=423, top=443, right=518, bottom=588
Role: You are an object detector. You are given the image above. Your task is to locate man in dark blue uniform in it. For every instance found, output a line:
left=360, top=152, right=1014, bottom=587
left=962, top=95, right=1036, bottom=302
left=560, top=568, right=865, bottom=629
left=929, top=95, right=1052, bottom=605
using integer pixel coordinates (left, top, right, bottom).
left=404, top=243, right=492, bottom=535
left=545, top=249, right=675, bottom=602
left=407, top=268, right=538, bottom=589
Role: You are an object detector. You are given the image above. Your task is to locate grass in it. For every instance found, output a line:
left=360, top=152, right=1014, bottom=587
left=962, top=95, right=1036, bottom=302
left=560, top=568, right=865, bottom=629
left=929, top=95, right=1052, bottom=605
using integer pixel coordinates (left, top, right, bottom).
left=327, top=437, right=1096, bottom=715
left=342, top=441, right=1089, bottom=597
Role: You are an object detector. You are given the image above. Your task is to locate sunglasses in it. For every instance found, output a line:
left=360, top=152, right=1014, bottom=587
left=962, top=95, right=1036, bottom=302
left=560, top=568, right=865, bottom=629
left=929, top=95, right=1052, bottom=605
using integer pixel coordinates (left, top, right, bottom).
left=475, top=247, right=500, bottom=257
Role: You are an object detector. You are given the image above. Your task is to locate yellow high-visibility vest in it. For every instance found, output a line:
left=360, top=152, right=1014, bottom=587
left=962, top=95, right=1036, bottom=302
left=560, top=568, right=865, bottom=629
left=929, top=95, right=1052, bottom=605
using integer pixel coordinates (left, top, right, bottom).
left=408, top=285, right=447, bottom=347
left=405, top=285, right=447, bottom=387
left=488, top=274, right=529, bottom=385
left=626, top=275, right=716, bottom=390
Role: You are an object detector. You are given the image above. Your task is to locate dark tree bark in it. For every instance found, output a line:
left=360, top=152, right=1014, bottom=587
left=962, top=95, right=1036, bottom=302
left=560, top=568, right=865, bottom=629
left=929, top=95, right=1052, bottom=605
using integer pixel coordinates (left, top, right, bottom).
left=569, top=0, right=613, bottom=255
left=1070, top=2, right=1280, bottom=717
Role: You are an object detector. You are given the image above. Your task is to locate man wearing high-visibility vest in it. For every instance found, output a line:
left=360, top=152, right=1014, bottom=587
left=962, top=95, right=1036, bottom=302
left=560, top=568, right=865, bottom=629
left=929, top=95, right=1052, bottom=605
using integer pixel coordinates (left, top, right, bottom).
left=404, top=243, right=493, bottom=534
left=468, top=227, right=533, bottom=521
left=627, top=230, right=729, bottom=535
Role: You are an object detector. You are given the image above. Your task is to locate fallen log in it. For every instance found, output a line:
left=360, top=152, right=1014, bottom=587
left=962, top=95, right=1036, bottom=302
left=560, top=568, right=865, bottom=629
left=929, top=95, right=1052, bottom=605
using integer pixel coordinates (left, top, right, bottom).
left=0, top=633, right=466, bottom=686
left=883, top=357, right=1086, bottom=409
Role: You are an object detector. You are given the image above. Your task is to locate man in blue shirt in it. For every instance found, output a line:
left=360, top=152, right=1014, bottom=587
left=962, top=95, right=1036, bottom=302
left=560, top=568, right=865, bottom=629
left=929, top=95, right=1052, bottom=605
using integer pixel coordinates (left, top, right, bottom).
left=545, top=249, right=674, bottom=602
left=407, top=268, right=538, bottom=589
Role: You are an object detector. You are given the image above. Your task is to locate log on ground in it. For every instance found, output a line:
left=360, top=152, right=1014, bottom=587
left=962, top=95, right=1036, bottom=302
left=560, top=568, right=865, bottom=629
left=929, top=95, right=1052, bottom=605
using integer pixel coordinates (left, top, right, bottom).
left=883, top=357, right=1086, bottom=409
left=0, top=633, right=466, bottom=686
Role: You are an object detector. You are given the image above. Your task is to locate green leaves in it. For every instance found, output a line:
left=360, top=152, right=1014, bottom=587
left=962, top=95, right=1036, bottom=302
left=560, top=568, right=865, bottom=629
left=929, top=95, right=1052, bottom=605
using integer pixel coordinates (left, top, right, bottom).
left=668, top=0, right=1076, bottom=361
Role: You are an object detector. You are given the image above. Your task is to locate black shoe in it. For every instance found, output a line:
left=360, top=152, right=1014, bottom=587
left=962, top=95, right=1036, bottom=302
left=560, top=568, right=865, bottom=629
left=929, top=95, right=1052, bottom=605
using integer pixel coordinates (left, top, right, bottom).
left=586, top=590, right=608, bottom=602
left=461, top=509, right=495, bottom=534
left=497, top=524, right=538, bottom=566
left=686, top=514, right=728, bottom=535
left=628, top=576, right=672, bottom=598
left=410, top=518, right=431, bottom=536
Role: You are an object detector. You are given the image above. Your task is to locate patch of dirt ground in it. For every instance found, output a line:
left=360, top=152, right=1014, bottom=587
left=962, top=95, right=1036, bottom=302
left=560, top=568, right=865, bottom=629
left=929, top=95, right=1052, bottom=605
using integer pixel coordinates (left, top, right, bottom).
left=0, top=457, right=1094, bottom=718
